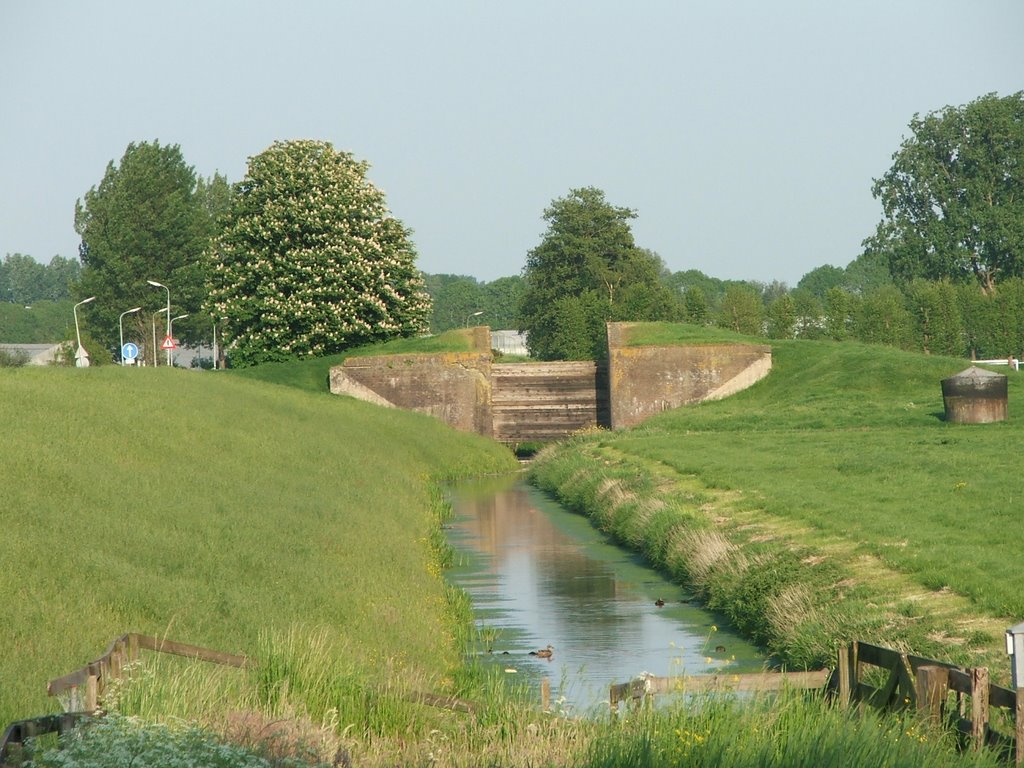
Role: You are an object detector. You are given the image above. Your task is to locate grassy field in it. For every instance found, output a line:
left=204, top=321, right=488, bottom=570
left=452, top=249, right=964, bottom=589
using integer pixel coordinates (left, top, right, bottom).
left=530, top=329, right=1024, bottom=674
left=0, top=363, right=517, bottom=733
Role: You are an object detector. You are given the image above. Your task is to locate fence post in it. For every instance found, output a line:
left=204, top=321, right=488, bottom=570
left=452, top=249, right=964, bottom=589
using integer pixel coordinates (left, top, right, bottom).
left=84, top=675, right=98, bottom=713
left=970, top=667, right=989, bottom=751
left=127, top=633, right=139, bottom=662
left=1016, top=688, right=1024, bottom=765
left=541, top=677, right=550, bottom=712
left=916, top=665, right=949, bottom=726
left=837, top=643, right=856, bottom=707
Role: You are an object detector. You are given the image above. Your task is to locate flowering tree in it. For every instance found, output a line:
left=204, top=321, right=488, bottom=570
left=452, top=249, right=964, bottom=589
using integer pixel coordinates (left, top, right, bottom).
left=207, top=140, right=431, bottom=366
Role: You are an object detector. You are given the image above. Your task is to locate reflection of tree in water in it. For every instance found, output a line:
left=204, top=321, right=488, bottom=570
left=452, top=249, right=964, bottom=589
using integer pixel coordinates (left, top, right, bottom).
left=460, top=484, right=633, bottom=641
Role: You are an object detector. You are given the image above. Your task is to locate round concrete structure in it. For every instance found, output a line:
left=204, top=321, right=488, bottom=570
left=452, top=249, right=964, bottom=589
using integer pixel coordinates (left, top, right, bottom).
left=941, top=366, right=1008, bottom=423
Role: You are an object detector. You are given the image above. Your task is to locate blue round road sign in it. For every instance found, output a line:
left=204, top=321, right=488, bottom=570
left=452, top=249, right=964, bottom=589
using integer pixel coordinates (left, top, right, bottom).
left=122, top=342, right=139, bottom=360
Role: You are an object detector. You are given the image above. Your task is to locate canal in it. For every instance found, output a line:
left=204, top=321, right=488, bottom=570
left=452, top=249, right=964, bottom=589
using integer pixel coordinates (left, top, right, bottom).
left=445, top=475, right=764, bottom=713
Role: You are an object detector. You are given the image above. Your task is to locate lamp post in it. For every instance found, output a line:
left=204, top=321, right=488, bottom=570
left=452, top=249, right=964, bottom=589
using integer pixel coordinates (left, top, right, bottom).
left=466, top=310, right=484, bottom=327
left=151, top=309, right=168, bottom=367
left=147, top=280, right=171, bottom=366
left=119, top=307, right=142, bottom=366
left=72, top=296, right=96, bottom=367
left=169, top=314, right=188, bottom=368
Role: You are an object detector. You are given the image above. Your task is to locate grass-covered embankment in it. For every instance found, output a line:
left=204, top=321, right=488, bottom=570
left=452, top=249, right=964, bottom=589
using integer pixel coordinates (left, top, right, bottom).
left=4, top=342, right=1012, bottom=768
left=0, top=363, right=517, bottom=733
left=530, top=331, right=1024, bottom=674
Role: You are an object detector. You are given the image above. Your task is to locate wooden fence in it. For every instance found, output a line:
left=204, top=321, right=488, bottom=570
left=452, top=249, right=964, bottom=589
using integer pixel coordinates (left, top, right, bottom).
left=0, top=714, right=84, bottom=767
left=609, top=669, right=831, bottom=713
left=836, top=640, right=1023, bottom=763
left=45, top=632, right=250, bottom=714
left=610, top=641, right=1024, bottom=764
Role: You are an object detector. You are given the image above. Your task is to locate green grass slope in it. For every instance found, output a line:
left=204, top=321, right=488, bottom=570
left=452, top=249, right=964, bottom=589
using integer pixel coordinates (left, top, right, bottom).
left=531, top=331, right=1024, bottom=672
left=0, top=364, right=516, bottom=725
left=227, top=328, right=478, bottom=394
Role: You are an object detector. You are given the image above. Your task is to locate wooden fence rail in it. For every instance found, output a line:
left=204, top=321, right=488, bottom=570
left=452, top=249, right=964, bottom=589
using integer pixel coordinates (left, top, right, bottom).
left=836, top=640, right=1024, bottom=763
left=0, top=714, right=84, bottom=767
left=609, top=669, right=831, bottom=713
left=46, top=632, right=251, bottom=714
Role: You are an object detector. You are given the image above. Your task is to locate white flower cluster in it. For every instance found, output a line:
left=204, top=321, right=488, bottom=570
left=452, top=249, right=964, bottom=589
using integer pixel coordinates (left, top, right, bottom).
left=204, top=140, right=430, bottom=365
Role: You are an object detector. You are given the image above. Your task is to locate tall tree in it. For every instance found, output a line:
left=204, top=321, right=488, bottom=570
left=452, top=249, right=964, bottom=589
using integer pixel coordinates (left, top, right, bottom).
left=480, top=275, right=525, bottom=330
left=0, top=253, right=48, bottom=304
left=797, top=264, right=845, bottom=300
left=206, top=140, right=430, bottom=367
left=866, top=92, right=1024, bottom=295
left=519, top=187, right=669, bottom=360
left=423, top=273, right=485, bottom=333
left=74, top=141, right=212, bottom=353
left=715, top=284, right=764, bottom=336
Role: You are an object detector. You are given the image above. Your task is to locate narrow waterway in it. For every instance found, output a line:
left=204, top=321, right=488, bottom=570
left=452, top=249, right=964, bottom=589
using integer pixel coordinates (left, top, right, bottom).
left=445, top=475, right=765, bottom=713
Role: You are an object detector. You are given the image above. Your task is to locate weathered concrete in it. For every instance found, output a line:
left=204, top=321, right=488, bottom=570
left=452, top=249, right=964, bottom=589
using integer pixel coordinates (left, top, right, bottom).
left=492, top=361, right=608, bottom=443
left=330, top=350, right=493, bottom=435
left=607, top=323, right=772, bottom=430
left=329, top=324, right=772, bottom=442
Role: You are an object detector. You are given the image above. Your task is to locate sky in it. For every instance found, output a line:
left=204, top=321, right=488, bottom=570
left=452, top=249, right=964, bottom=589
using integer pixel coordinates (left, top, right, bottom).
left=1, top=1, right=1022, bottom=288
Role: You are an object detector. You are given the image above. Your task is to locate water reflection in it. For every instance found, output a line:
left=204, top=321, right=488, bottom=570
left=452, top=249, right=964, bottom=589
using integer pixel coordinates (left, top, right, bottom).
left=446, top=476, right=764, bottom=711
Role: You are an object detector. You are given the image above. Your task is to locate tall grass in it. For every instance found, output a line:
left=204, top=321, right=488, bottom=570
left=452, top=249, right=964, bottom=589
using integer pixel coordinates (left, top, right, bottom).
left=582, top=690, right=1004, bottom=768
left=0, top=365, right=516, bottom=727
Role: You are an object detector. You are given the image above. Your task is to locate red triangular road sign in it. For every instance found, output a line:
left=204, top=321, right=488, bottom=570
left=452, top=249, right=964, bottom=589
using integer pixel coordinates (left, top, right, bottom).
left=161, top=335, right=176, bottom=350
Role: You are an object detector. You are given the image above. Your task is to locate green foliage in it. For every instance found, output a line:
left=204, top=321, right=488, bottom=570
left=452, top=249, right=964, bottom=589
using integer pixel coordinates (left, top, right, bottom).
left=681, top=284, right=710, bottom=325
left=421, top=274, right=526, bottom=334
left=796, top=263, right=845, bottom=299
left=766, top=293, right=796, bottom=339
left=867, top=91, right=1024, bottom=294
left=481, top=275, right=525, bottom=329
left=0, top=253, right=80, bottom=304
left=207, top=140, right=430, bottom=367
left=790, top=288, right=824, bottom=340
left=26, top=713, right=316, bottom=768
left=0, top=300, right=73, bottom=343
left=519, top=187, right=679, bottom=360
left=0, top=348, right=29, bottom=367
left=907, top=279, right=964, bottom=356
left=852, top=284, right=914, bottom=348
left=823, top=286, right=854, bottom=340
left=715, top=284, right=764, bottom=335
left=74, top=141, right=219, bottom=355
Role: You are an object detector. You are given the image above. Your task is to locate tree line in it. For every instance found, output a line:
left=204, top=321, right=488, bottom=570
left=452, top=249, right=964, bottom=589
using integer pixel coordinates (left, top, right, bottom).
left=1, top=90, right=1020, bottom=367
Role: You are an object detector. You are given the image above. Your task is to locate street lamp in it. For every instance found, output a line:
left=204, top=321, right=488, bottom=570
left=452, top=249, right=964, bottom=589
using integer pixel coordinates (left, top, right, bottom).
left=466, top=310, right=484, bottom=327
left=169, top=314, right=189, bottom=368
left=119, top=307, right=142, bottom=366
left=72, top=296, right=96, bottom=367
left=147, top=280, right=171, bottom=366
left=151, top=309, right=168, bottom=367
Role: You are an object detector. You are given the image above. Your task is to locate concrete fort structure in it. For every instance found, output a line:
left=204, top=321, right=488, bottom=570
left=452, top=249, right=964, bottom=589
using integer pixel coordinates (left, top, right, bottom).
left=329, top=323, right=771, bottom=443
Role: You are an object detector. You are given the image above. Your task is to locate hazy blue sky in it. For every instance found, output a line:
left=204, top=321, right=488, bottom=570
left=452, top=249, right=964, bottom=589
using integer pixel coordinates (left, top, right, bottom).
left=2, top=1, right=1021, bottom=286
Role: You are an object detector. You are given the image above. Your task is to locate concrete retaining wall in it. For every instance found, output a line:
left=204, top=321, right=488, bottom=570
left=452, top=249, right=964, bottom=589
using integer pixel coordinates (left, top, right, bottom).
left=329, top=324, right=771, bottom=441
left=607, top=324, right=772, bottom=429
left=491, top=361, right=608, bottom=443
